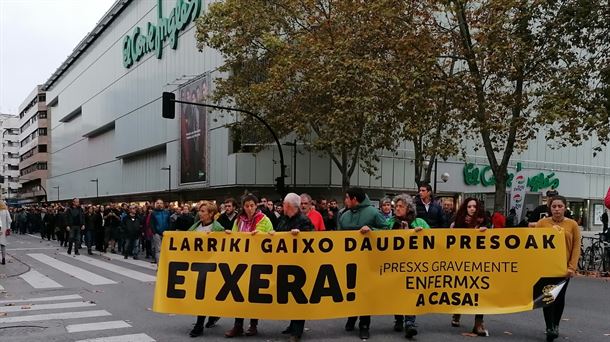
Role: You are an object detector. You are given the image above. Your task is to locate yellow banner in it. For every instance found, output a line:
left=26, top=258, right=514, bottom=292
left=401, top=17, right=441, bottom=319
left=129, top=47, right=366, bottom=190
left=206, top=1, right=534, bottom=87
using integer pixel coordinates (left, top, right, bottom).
left=153, top=229, right=566, bottom=319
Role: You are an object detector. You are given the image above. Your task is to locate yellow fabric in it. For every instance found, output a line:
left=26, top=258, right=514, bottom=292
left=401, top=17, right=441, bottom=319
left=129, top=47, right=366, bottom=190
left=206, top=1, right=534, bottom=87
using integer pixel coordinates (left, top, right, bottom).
left=536, top=217, right=581, bottom=273
left=154, top=229, right=566, bottom=319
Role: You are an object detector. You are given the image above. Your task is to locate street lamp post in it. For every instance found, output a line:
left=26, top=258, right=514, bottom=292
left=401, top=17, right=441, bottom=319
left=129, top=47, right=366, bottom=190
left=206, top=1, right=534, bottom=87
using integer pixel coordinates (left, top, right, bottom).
left=161, top=165, right=171, bottom=201
left=52, top=186, right=59, bottom=202
left=90, top=178, right=99, bottom=201
left=283, top=140, right=297, bottom=188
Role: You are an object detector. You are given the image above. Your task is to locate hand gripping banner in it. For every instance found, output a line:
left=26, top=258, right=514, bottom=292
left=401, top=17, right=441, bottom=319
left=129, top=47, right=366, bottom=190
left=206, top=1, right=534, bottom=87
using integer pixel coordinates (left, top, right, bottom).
left=153, top=229, right=566, bottom=319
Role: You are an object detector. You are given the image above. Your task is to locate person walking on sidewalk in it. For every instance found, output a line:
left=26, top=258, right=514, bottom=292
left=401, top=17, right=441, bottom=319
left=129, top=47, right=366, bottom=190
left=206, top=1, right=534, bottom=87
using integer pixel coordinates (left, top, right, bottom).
left=66, top=198, right=85, bottom=256
left=0, top=200, right=12, bottom=265
left=122, top=204, right=142, bottom=260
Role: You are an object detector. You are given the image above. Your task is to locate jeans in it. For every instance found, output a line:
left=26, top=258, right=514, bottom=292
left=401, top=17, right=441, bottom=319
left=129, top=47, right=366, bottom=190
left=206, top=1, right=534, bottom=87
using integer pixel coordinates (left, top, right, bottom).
left=394, top=315, right=416, bottom=326
left=286, top=320, right=305, bottom=337
left=124, top=237, right=139, bottom=257
left=84, top=229, right=93, bottom=251
left=67, top=226, right=81, bottom=254
left=153, top=233, right=162, bottom=262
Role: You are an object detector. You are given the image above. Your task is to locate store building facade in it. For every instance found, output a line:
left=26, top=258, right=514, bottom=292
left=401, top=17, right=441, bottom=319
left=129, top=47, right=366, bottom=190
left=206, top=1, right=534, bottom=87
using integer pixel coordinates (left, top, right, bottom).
left=0, top=114, right=22, bottom=204
left=43, top=0, right=609, bottom=230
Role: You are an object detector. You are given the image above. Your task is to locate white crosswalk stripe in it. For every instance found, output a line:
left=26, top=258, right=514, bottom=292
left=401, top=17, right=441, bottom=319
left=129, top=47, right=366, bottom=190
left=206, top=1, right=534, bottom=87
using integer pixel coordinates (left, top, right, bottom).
left=66, top=320, right=132, bottom=333
left=64, top=253, right=156, bottom=282
left=0, top=301, right=95, bottom=313
left=0, top=283, right=4, bottom=292
left=0, top=310, right=112, bottom=324
left=100, top=252, right=158, bottom=271
left=0, top=294, right=82, bottom=304
left=74, top=333, right=156, bottom=342
left=19, top=269, right=63, bottom=288
left=27, top=253, right=117, bottom=285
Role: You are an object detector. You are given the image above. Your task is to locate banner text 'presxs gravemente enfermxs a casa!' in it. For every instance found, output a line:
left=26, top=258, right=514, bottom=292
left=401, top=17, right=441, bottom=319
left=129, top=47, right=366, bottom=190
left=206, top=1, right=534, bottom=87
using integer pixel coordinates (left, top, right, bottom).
left=153, top=229, right=566, bottom=319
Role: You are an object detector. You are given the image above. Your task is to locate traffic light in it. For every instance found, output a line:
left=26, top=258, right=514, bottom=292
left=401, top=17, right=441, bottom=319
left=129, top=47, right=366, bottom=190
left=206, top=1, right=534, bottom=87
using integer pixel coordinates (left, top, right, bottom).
left=162, top=92, right=176, bottom=119
left=274, top=176, right=286, bottom=196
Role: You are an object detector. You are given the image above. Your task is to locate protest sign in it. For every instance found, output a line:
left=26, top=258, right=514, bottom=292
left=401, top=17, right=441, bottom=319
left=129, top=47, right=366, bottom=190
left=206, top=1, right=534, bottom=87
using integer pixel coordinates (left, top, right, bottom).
left=153, top=229, right=566, bottom=319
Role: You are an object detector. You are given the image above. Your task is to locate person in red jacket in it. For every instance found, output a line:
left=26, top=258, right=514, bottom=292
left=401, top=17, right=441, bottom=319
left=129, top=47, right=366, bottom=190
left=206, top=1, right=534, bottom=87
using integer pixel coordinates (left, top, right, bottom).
left=300, top=193, right=325, bottom=231
left=605, top=186, right=610, bottom=209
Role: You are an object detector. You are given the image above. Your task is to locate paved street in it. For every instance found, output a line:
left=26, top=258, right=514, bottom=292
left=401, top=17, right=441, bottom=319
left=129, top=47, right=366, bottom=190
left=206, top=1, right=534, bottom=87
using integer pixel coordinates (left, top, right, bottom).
left=0, top=234, right=609, bottom=342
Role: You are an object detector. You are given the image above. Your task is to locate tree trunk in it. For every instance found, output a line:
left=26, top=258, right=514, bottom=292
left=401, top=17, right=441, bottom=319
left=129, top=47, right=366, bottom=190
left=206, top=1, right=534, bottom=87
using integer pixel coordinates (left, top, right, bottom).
left=493, top=170, right=508, bottom=213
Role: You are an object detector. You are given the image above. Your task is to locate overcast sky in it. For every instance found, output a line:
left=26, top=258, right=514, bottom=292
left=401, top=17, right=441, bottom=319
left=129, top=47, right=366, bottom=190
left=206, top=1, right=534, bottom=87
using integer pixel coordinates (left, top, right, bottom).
left=0, top=0, right=116, bottom=114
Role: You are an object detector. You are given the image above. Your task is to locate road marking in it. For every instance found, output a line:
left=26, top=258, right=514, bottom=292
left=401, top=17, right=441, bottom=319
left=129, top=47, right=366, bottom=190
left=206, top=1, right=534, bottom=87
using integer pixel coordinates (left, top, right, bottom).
left=27, top=234, right=42, bottom=239
left=8, top=247, right=59, bottom=251
left=74, top=333, right=156, bottom=342
left=0, top=310, right=111, bottom=324
left=65, top=254, right=156, bottom=282
left=20, top=269, right=63, bottom=288
left=98, top=252, right=158, bottom=271
left=0, top=294, right=82, bottom=304
left=0, top=301, right=95, bottom=313
left=27, top=253, right=117, bottom=285
left=66, top=320, right=132, bottom=333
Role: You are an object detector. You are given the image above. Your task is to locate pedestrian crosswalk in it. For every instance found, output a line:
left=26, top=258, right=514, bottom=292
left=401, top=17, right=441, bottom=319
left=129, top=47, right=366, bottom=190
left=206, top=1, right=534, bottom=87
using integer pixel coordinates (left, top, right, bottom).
left=28, top=253, right=118, bottom=285
left=0, top=293, right=155, bottom=341
left=1, top=248, right=159, bottom=341
left=19, top=269, right=63, bottom=288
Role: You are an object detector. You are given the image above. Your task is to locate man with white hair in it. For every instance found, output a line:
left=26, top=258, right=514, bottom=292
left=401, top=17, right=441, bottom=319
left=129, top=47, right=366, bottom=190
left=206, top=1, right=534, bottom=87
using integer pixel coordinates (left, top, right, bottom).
left=300, top=193, right=325, bottom=231
left=276, top=193, right=313, bottom=342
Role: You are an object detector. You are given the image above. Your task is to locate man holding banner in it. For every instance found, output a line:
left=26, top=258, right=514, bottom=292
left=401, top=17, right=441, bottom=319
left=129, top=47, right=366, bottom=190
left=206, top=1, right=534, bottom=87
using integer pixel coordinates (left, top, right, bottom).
left=338, top=187, right=389, bottom=340
left=275, top=193, right=314, bottom=342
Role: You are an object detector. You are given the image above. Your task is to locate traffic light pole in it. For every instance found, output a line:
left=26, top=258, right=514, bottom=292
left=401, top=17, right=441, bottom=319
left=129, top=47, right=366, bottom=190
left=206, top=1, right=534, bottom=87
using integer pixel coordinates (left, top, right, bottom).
left=162, top=93, right=288, bottom=197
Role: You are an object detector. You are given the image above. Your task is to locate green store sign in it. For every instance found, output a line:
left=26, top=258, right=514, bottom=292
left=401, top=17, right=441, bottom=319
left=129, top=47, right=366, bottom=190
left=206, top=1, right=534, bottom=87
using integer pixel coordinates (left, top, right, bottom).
left=122, top=0, right=202, bottom=68
left=463, top=163, right=559, bottom=192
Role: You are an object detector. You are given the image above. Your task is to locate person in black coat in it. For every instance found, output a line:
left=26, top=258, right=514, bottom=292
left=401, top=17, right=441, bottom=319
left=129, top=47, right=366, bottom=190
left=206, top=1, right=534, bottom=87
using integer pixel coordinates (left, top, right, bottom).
left=42, top=209, right=55, bottom=241
left=121, top=204, right=142, bottom=259
left=415, top=183, right=445, bottom=228
left=275, top=193, right=314, bottom=342
left=66, top=198, right=85, bottom=255
left=174, top=205, right=195, bottom=231
left=217, top=198, right=239, bottom=230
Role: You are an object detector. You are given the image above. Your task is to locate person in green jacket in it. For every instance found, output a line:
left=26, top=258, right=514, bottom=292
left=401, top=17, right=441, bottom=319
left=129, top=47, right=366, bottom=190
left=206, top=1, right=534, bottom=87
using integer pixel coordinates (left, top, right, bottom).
left=338, top=187, right=389, bottom=340
left=188, top=200, right=223, bottom=337
left=387, top=193, right=430, bottom=339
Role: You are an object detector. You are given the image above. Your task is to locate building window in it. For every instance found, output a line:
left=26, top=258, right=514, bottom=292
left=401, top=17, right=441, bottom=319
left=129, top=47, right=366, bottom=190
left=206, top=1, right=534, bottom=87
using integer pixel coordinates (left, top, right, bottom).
left=38, top=94, right=46, bottom=102
left=38, top=111, right=47, bottom=119
left=38, top=128, right=47, bottom=136
left=38, top=144, right=47, bottom=153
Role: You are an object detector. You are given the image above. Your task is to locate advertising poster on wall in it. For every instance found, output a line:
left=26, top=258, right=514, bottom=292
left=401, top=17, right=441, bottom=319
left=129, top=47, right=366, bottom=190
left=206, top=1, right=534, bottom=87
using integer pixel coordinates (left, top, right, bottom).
left=180, top=76, right=208, bottom=184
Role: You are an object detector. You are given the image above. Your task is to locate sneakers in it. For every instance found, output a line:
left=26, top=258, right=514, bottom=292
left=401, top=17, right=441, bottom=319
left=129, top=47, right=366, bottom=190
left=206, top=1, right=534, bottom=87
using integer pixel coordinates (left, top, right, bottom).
left=189, top=325, right=203, bottom=337
left=205, top=317, right=219, bottom=328
left=359, top=328, right=370, bottom=339
left=546, top=326, right=559, bottom=341
left=394, top=320, right=403, bottom=332
left=472, top=321, right=487, bottom=337
left=451, top=314, right=461, bottom=327
left=405, top=324, right=418, bottom=339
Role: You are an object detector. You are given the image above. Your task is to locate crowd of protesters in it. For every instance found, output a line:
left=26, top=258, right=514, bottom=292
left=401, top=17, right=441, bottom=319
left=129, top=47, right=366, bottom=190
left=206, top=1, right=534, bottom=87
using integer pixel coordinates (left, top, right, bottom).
left=0, top=183, right=603, bottom=341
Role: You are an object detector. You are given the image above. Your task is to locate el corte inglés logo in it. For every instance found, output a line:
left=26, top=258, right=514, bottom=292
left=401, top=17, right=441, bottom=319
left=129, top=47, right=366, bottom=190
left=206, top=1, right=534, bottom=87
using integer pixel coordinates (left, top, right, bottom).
left=122, top=0, right=201, bottom=68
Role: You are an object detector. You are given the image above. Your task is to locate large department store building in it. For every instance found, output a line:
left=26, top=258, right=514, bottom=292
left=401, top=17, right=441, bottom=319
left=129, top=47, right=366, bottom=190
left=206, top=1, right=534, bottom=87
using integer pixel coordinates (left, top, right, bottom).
left=43, top=0, right=609, bottom=230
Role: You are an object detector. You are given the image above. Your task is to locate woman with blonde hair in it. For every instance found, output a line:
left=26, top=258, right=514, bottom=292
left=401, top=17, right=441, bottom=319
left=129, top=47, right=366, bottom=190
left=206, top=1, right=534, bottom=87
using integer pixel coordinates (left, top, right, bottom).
left=187, top=200, right=224, bottom=337
left=0, top=200, right=12, bottom=265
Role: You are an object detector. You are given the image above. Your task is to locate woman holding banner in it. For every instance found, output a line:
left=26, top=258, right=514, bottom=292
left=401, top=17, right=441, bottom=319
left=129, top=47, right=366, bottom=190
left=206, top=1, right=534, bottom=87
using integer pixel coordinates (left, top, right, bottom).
left=188, top=200, right=225, bottom=337
left=387, top=194, right=429, bottom=339
left=225, top=194, right=273, bottom=338
left=535, top=195, right=580, bottom=342
left=450, top=197, right=488, bottom=337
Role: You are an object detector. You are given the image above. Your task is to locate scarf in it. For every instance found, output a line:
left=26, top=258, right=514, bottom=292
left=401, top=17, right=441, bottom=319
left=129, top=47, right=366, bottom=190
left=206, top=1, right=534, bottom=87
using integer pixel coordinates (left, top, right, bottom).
left=236, top=210, right=265, bottom=232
